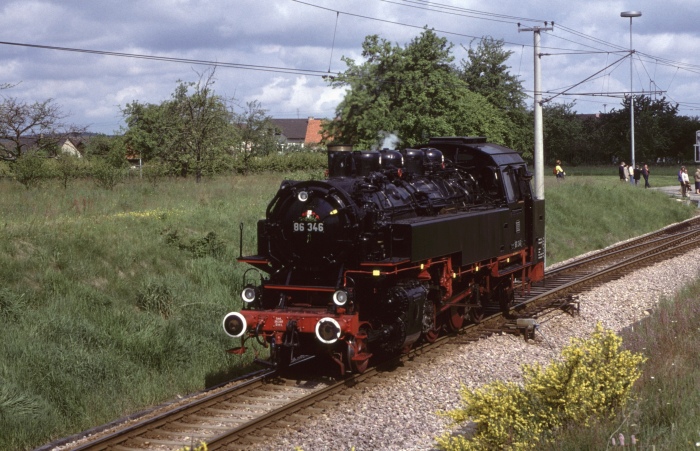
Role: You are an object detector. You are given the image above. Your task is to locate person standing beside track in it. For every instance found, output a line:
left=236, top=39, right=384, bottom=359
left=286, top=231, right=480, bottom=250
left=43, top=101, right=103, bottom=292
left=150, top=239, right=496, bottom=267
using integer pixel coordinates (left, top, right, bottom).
left=642, top=164, right=651, bottom=188
left=680, top=166, right=690, bottom=197
left=694, top=167, right=700, bottom=194
left=619, top=162, right=628, bottom=182
left=628, top=164, right=635, bottom=185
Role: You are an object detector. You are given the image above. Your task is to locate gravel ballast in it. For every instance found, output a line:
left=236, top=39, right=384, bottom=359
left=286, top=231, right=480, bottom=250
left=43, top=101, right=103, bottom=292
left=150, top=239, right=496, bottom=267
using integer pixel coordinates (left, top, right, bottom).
left=254, top=252, right=700, bottom=451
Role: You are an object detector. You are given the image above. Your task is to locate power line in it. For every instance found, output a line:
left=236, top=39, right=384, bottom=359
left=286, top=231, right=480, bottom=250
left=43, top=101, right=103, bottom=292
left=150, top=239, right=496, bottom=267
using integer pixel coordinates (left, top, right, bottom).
left=0, top=40, right=330, bottom=77
left=380, top=0, right=545, bottom=25
left=292, top=0, right=582, bottom=53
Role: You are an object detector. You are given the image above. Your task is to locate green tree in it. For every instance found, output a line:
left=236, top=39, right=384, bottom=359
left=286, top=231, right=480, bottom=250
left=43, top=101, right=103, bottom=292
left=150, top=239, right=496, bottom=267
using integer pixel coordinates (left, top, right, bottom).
left=84, top=134, right=110, bottom=158
left=599, top=96, right=687, bottom=165
left=233, top=100, right=279, bottom=173
left=11, top=151, right=53, bottom=189
left=122, top=101, right=177, bottom=163
left=83, top=134, right=123, bottom=159
left=669, top=114, right=700, bottom=162
left=459, top=36, right=532, bottom=153
left=324, top=29, right=512, bottom=150
left=542, top=102, right=586, bottom=165
left=169, top=69, right=239, bottom=182
left=122, top=68, right=239, bottom=181
left=634, top=96, right=677, bottom=164
left=460, top=37, right=527, bottom=113
left=54, top=154, right=86, bottom=189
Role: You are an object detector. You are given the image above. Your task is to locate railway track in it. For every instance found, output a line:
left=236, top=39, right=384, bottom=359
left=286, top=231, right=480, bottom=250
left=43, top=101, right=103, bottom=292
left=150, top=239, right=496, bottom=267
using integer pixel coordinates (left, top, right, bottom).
left=44, top=217, right=700, bottom=451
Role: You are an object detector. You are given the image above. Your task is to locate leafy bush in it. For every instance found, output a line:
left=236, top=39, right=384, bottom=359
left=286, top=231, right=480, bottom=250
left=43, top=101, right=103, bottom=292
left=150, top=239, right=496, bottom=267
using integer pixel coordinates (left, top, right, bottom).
left=92, top=159, right=126, bottom=190
left=11, top=153, right=52, bottom=189
left=189, top=232, right=226, bottom=258
left=53, top=155, right=88, bottom=188
left=437, top=324, right=645, bottom=450
left=231, top=151, right=326, bottom=174
left=0, top=160, right=11, bottom=178
left=141, top=161, right=168, bottom=187
left=541, top=281, right=700, bottom=450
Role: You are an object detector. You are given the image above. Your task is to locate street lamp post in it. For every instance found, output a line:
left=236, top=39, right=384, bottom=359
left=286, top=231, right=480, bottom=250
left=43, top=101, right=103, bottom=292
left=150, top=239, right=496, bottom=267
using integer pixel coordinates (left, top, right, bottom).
left=621, top=11, right=641, bottom=168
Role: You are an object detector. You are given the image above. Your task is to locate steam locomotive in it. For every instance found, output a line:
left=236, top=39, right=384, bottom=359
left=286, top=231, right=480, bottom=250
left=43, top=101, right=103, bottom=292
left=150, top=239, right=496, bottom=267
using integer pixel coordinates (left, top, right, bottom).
left=223, top=136, right=545, bottom=374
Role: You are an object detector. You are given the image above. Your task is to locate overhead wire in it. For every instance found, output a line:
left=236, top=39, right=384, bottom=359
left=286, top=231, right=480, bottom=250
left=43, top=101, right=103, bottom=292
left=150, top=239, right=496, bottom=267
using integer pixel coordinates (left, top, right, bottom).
left=379, top=0, right=543, bottom=25
left=540, top=53, right=630, bottom=104
left=601, top=52, right=610, bottom=95
left=328, top=11, right=340, bottom=72
left=0, top=40, right=330, bottom=77
left=292, top=0, right=610, bottom=54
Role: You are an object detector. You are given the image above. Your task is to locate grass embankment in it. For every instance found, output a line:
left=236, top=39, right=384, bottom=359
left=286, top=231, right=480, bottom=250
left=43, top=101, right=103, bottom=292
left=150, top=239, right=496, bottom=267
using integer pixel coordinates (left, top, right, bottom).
left=0, top=167, right=695, bottom=450
left=544, top=170, right=693, bottom=264
left=0, top=172, right=318, bottom=450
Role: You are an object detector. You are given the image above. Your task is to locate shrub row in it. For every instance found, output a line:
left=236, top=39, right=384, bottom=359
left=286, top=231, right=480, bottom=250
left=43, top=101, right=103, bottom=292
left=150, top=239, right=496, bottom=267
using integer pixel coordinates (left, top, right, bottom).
left=1, top=151, right=328, bottom=189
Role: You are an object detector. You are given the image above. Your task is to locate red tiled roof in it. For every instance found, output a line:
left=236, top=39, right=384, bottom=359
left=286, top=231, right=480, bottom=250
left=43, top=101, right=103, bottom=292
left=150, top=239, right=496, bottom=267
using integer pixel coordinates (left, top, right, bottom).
left=304, top=118, right=324, bottom=144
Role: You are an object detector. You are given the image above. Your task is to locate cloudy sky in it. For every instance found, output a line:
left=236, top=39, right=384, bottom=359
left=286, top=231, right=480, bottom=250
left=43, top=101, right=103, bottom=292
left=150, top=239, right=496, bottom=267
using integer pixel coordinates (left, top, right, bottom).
left=1, top=0, right=699, bottom=136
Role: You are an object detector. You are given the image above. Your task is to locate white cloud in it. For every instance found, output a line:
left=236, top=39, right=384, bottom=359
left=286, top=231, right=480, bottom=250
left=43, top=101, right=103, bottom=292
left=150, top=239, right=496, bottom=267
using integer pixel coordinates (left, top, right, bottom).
left=1, top=0, right=699, bottom=133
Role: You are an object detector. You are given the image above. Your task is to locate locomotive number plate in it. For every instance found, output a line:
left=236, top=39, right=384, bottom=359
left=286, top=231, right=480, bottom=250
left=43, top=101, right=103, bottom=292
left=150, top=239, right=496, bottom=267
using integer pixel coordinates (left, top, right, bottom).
left=293, top=222, right=324, bottom=233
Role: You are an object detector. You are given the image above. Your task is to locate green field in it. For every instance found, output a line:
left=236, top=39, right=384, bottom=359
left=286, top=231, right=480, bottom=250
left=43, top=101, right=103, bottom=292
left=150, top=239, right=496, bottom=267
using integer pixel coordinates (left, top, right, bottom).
left=0, top=167, right=697, bottom=450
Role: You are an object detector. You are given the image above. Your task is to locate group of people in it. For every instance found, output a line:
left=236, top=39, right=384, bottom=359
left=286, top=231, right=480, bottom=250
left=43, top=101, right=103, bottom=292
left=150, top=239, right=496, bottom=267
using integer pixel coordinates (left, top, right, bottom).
left=556, top=161, right=700, bottom=197
left=678, top=166, right=700, bottom=197
left=618, top=162, right=651, bottom=188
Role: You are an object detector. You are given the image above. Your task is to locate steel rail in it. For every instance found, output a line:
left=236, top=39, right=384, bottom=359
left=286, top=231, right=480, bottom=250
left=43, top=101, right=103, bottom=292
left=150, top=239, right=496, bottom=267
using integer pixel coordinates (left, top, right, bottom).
left=69, top=374, right=275, bottom=451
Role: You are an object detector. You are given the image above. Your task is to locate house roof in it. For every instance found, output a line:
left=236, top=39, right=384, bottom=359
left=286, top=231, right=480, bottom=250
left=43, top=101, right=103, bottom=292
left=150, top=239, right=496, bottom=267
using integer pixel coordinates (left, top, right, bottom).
left=271, top=119, right=308, bottom=143
left=304, top=118, right=324, bottom=144
left=0, top=134, right=88, bottom=156
left=271, top=117, right=325, bottom=144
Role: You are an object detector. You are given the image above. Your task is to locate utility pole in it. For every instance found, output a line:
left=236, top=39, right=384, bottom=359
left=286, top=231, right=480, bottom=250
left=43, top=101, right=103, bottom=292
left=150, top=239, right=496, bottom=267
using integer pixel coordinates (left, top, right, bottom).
left=621, top=11, right=641, bottom=169
left=519, top=23, right=553, bottom=201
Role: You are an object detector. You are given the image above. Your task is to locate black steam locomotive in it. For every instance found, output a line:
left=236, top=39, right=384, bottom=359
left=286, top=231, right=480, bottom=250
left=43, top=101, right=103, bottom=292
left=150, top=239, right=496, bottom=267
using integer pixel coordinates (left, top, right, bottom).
left=224, top=136, right=545, bottom=373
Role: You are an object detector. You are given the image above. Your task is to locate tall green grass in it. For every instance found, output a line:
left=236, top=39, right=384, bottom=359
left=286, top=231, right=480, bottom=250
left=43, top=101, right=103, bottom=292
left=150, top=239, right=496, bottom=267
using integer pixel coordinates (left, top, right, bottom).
left=0, top=168, right=696, bottom=450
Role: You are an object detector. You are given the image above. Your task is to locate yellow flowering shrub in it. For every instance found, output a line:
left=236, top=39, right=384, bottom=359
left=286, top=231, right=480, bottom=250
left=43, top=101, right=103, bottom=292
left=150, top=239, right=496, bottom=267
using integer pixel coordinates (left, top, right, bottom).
left=437, top=323, right=645, bottom=450
left=177, top=442, right=207, bottom=451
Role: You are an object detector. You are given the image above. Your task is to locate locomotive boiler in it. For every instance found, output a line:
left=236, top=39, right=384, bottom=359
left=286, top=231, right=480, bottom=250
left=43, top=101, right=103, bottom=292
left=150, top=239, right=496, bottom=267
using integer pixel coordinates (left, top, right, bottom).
left=223, top=136, right=545, bottom=373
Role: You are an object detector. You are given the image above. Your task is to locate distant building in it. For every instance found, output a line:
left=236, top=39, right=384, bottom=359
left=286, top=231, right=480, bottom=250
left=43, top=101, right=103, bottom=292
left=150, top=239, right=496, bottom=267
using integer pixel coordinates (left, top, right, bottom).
left=576, top=112, right=603, bottom=121
left=270, top=117, right=325, bottom=147
left=0, top=134, right=88, bottom=159
left=60, top=136, right=86, bottom=157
